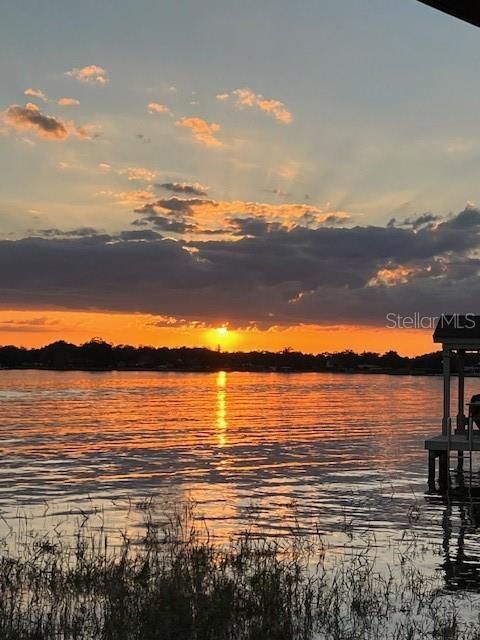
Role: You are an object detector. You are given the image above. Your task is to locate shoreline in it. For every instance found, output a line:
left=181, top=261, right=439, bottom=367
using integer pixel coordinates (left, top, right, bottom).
left=0, top=365, right=448, bottom=376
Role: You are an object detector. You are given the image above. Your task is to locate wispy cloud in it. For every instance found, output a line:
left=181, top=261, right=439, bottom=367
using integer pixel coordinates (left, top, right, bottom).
left=4, top=103, right=96, bottom=141
left=218, top=88, right=293, bottom=124
left=124, top=167, right=157, bottom=182
left=98, top=189, right=154, bottom=205
left=57, top=97, right=80, bottom=106
left=176, top=117, right=223, bottom=148
left=24, top=88, right=48, bottom=102
left=276, top=160, right=302, bottom=181
left=57, top=161, right=73, bottom=170
left=0, top=317, right=60, bottom=333
left=65, top=65, right=108, bottom=85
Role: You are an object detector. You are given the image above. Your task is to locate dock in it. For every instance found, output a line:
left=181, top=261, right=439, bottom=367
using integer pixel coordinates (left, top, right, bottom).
left=425, top=315, right=480, bottom=491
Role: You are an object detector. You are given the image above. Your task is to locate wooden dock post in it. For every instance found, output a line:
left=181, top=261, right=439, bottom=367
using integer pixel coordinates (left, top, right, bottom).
left=442, top=347, right=451, bottom=437
left=457, top=350, right=466, bottom=431
left=439, top=452, right=449, bottom=490
left=428, top=450, right=436, bottom=489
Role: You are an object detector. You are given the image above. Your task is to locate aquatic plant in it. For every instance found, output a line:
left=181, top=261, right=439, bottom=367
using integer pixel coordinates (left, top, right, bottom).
left=0, top=503, right=479, bottom=640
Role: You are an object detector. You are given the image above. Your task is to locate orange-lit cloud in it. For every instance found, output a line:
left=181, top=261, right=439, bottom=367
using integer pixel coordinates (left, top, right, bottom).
left=24, top=88, right=48, bottom=102
left=134, top=196, right=351, bottom=232
left=147, top=102, right=172, bottom=115
left=367, top=265, right=424, bottom=288
left=218, top=88, right=293, bottom=124
left=176, top=117, right=223, bottom=147
left=57, top=97, right=80, bottom=106
left=66, top=65, right=108, bottom=85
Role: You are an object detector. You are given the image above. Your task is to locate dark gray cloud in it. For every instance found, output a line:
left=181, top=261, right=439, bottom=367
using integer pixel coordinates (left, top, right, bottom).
left=227, top=217, right=284, bottom=237
left=118, top=229, right=163, bottom=241
left=6, top=104, right=69, bottom=139
left=132, top=214, right=197, bottom=234
left=389, top=213, right=441, bottom=231
left=158, top=182, right=208, bottom=197
left=135, top=197, right=213, bottom=216
left=1, top=207, right=480, bottom=327
left=37, top=227, right=102, bottom=238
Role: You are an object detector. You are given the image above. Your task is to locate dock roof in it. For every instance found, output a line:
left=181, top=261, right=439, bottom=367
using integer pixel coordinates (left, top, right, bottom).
left=433, top=315, right=480, bottom=347
left=418, top=1, right=480, bottom=28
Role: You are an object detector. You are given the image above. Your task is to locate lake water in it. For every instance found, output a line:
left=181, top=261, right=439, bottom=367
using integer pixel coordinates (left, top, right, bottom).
left=2, top=370, right=480, bottom=591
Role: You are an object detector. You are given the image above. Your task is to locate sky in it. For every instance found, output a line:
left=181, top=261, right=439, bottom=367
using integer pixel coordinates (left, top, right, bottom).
left=1, top=0, right=480, bottom=355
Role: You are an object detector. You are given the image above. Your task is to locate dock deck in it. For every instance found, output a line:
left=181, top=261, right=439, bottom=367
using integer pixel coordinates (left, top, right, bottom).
left=425, top=432, right=480, bottom=452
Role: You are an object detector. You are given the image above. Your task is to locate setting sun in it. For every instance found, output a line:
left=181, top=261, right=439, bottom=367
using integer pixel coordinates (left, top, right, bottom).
left=205, top=325, right=238, bottom=351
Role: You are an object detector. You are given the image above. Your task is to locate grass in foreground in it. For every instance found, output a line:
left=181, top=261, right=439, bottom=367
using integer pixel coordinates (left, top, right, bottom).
left=1, top=503, right=480, bottom=640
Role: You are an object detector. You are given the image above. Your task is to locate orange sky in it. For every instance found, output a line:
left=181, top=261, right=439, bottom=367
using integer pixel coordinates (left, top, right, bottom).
left=0, top=310, right=435, bottom=356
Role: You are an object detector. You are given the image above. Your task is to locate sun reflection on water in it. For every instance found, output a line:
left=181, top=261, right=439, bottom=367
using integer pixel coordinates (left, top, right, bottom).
left=216, top=371, right=228, bottom=448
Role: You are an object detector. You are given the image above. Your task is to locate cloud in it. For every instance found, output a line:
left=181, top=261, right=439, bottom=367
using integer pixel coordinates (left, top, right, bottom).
left=176, top=117, right=223, bottom=147
left=124, top=167, right=157, bottom=182
left=389, top=213, right=440, bottom=231
left=66, top=65, right=108, bottom=85
left=276, top=161, right=302, bottom=181
left=134, top=196, right=350, bottom=233
left=0, top=317, right=60, bottom=333
left=4, top=103, right=98, bottom=142
left=98, top=189, right=154, bottom=205
left=147, top=102, right=172, bottom=115
left=36, top=227, right=102, bottom=238
left=5, top=104, right=71, bottom=140
left=57, top=97, right=80, bottom=106
left=158, top=182, right=208, bottom=197
left=134, top=214, right=197, bottom=234
left=227, top=217, right=284, bottom=237
left=134, top=197, right=212, bottom=217
left=218, top=88, right=293, bottom=124
left=24, top=88, right=48, bottom=102
left=2, top=207, right=480, bottom=328
left=118, top=229, right=163, bottom=241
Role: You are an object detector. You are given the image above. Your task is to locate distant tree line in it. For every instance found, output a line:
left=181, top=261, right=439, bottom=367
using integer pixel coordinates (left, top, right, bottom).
left=0, top=338, right=464, bottom=375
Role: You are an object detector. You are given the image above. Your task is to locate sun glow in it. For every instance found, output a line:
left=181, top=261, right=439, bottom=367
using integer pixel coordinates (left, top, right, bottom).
left=206, top=325, right=237, bottom=351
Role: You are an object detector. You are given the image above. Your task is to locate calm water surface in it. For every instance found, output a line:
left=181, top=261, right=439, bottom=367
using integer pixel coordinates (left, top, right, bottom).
left=1, top=370, right=480, bottom=590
